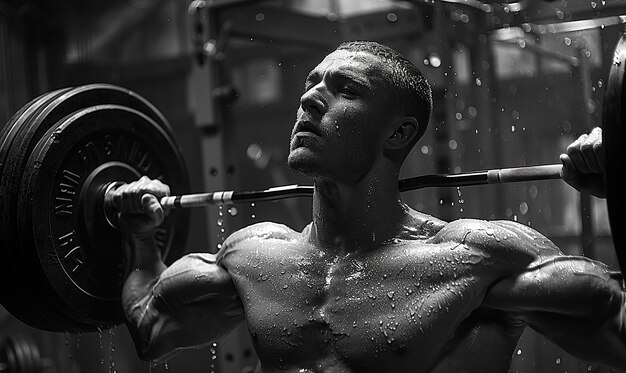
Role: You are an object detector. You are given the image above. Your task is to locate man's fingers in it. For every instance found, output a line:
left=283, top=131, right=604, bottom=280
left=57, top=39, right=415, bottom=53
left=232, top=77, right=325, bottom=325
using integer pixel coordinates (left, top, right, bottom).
left=565, top=127, right=604, bottom=175
left=142, top=194, right=164, bottom=224
left=559, top=154, right=575, bottom=180
left=566, top=134, right=591, bottom=174
left=112, top=177, right=170, bottom=214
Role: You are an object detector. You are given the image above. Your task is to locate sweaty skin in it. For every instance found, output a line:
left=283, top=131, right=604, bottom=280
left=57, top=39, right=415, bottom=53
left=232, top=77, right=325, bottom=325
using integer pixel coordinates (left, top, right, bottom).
left=116, top=47, right=626, bottom=372
left=217, top=214, right=625, bottom=373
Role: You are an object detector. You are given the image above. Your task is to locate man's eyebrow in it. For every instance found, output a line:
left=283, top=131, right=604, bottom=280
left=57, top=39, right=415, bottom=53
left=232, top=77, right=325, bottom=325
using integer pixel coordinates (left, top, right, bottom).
left=305, top=71, right=321, bottom=86
left=332, top=70, right=373, bottom=89
left=305, top=69, right=374, bottom=90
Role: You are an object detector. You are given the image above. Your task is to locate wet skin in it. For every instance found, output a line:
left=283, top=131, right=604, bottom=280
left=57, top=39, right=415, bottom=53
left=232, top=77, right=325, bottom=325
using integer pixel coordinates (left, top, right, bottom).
left=213, top=214, right=621, bottom=373
left=119, top=49, right=625, bottom=372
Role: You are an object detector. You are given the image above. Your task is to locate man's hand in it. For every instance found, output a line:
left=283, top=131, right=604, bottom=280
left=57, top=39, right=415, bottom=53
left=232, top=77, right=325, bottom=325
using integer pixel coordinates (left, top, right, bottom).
left=109, top=176, right=171, bottom=235
left=560, top=127, right=606, bottom=198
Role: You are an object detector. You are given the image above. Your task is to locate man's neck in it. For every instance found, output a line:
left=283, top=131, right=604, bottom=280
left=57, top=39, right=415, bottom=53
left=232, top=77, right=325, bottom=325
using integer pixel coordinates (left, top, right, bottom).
left=309, top=170, right=409, bottom=254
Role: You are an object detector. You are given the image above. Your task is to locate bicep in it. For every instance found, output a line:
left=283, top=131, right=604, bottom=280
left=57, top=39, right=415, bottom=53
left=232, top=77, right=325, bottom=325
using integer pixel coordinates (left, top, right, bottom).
left=126, top=253, right=244, bottom=361
left=484, top=255, right=623, bottom=319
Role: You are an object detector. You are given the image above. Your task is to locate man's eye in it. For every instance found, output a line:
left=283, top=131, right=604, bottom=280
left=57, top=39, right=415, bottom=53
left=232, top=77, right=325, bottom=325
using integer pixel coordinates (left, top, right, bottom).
left=339, top=87, right=358, bottom=96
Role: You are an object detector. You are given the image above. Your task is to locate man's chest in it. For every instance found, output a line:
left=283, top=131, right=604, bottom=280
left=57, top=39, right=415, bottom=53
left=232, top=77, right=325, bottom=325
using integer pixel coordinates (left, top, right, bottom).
left=223, top=239, right=496, bottom=368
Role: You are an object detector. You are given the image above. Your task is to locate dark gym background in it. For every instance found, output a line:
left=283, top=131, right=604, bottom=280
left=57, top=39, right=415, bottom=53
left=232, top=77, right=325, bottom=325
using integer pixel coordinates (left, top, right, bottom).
left=0, top=0, right=623, bottom=372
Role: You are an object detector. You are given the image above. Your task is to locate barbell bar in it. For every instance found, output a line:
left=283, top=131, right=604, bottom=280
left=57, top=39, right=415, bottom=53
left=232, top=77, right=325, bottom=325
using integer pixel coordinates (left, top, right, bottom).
left=131, top=164, right=564, bottom=209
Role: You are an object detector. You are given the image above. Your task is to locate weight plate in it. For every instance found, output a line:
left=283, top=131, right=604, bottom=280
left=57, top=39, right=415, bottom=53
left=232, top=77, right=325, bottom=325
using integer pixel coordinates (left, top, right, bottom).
left=0, top=336, right=43, bottom=373
left=18, top=104, right=190, bottom=330
left=0, top=88, right=74, bottom=331
left=1, top=84, right=188, bottom=331
left=604, top=33, right=626, bottom=271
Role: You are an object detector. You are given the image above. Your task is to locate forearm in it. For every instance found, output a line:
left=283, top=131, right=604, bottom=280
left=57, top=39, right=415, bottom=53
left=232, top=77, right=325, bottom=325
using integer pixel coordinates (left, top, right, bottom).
left=487, top=256, right=623, bottom=319
left=121, top=231, right=168, bottom=360
left=121, top=242, right=245, bottom=361
left=522, top=292, right=626, bottom=369
left=486, top=255, right=626, bottom=368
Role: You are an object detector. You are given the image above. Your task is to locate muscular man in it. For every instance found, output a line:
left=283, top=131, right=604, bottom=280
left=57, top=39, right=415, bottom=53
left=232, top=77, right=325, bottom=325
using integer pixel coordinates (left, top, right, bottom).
left=111, top=41, right=625, bottom=372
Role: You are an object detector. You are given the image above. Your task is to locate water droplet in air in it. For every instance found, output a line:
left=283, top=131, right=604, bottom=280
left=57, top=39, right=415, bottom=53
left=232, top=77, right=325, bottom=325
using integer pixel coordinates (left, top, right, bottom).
left=228, top=206, right=238, bottom=216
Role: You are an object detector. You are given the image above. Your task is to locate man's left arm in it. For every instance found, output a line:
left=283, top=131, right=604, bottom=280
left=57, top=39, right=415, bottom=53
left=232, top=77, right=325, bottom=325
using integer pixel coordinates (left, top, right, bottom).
left=483, top=254, right=626, bottom=368
left=486, top=126, right=626, bottom=368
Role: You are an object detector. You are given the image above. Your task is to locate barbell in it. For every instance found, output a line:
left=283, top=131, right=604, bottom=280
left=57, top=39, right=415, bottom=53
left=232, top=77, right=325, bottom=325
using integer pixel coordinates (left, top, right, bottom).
left=0, top=35, right=624, bottom=333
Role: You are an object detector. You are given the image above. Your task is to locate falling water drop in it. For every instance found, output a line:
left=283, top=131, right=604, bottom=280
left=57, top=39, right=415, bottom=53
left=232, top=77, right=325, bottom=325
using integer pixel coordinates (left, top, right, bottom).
left=210, top=342, right=218, bottom=373
left=64, top=332, right=72, bottom=360
left=228, top=206, right=238, bottom=216
left=97, top=327, right=104, bottom=348
left=109, top=328, right=117, bottom=373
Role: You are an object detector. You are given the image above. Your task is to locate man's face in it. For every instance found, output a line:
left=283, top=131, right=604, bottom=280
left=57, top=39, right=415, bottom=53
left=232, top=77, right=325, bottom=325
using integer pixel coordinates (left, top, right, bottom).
left=288, top=49, right=396, bottom=183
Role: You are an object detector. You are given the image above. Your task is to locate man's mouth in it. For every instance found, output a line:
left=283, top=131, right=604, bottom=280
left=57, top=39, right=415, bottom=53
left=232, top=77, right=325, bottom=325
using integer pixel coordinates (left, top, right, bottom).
left=294, top=120, right=323, bottom=137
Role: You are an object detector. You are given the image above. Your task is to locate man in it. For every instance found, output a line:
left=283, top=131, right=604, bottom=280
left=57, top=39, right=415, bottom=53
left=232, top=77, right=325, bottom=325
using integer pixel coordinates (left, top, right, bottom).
left=112, top=41, right=625, bottom=372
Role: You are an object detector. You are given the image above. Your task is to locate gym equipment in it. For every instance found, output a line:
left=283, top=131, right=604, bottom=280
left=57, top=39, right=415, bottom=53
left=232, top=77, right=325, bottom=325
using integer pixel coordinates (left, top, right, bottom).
left=0, top=34, right=623, bottom=333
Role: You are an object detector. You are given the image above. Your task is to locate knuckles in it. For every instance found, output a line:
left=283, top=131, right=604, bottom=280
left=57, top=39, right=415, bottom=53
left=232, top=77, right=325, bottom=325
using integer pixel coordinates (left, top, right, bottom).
left=112, top=177, right=170, bottom=214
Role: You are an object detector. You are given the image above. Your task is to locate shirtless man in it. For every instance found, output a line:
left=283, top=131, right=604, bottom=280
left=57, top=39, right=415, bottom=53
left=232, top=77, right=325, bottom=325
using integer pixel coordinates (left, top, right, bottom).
left=112, top=41, right=626, bottom=372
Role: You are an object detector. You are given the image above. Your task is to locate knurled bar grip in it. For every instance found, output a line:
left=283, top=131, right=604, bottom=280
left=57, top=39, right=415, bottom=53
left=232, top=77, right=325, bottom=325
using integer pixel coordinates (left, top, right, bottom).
left=487, top=164, right=563, bottom=183
left=152, top=163, right=564, bottom=209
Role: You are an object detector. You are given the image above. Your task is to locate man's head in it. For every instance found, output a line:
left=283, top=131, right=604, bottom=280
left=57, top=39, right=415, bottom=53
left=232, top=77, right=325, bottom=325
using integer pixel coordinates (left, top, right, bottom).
left=288, top=41, right=432, bottom=183
left=336, top=41, right=433, bottom=151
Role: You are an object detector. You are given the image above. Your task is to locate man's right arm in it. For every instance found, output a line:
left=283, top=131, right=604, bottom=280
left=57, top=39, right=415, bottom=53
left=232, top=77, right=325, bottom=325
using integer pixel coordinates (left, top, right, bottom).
left=112, top=177, right=245, bottom=362
left=122, top=243, right=244, bottom=362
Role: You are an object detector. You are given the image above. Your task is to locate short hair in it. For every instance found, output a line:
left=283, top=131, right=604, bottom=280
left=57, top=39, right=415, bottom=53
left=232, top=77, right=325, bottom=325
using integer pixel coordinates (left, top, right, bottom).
left=336, top=41, right=433, bottom=143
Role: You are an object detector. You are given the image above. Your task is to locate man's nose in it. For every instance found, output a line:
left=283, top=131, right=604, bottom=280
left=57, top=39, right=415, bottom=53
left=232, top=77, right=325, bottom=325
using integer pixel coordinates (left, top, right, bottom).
left=300, top=85, right=327, bottom=117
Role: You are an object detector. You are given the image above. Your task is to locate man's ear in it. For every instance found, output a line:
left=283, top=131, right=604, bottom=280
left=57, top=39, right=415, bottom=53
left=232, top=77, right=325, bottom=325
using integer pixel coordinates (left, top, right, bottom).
left=385, top=117, right=419, bottom=150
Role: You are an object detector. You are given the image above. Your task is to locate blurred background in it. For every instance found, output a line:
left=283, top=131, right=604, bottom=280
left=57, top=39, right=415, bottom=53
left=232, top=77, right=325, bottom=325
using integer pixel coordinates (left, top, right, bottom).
left=0, top=0, right=624, bottom=372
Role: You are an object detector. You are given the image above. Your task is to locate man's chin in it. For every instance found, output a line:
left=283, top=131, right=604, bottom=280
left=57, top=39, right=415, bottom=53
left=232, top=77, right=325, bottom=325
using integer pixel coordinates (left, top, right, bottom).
left=287, top=149, right=319, bottom=176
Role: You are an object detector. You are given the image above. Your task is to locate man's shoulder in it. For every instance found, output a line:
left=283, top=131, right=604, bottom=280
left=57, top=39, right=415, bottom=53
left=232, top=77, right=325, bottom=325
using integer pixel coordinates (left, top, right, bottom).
left=224, top=221, right=301, bottom=247
left=217, top=222, right=308, bottom=264
left=431, top=218, right=562, bottom=267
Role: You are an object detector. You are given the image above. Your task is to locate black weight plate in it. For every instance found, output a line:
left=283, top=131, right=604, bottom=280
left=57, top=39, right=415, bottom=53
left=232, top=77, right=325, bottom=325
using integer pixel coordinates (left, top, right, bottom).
left=0, top=88, right=73, bottom=330
left=1, top=84, right=188, bottom=331
left=604, top=33, right=626, bottom=272
left=0, top=336, right=43, bottom=373
left=18, top=104, right=190, bottom=330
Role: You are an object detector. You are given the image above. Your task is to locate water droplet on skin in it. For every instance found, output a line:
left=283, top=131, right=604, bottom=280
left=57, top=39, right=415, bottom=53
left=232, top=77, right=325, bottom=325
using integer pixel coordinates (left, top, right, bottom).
left=556, top=357, right=561, bottom=365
